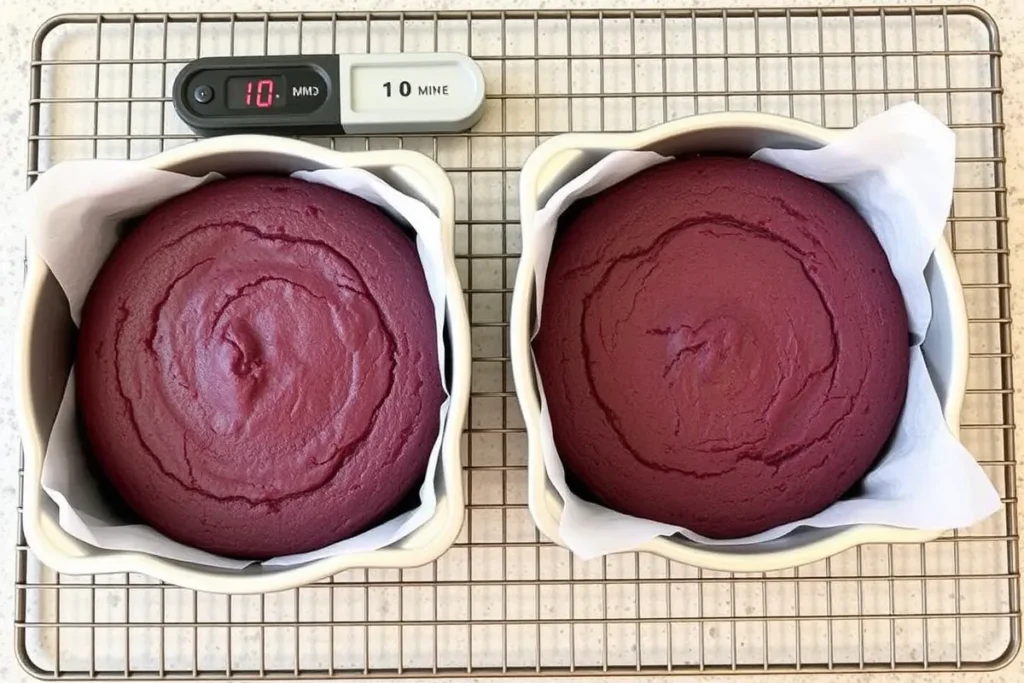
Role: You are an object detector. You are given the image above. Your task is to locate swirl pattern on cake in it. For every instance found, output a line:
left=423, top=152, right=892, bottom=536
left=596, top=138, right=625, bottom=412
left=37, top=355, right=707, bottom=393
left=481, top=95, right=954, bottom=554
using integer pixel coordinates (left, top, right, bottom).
left=77, top=176, right=443, bottom=558
left=534, top=157, right=909, bottom=538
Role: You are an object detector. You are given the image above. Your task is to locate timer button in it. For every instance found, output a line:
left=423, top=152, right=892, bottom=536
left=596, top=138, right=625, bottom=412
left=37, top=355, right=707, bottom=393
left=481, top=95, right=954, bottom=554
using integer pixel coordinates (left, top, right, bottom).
left=193, top=84, right=214, bottom=104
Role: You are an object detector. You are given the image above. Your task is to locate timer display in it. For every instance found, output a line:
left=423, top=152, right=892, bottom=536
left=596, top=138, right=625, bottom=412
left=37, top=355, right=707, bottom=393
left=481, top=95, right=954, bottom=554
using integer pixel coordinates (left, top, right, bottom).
left=225, top=76, right=287, bottom=110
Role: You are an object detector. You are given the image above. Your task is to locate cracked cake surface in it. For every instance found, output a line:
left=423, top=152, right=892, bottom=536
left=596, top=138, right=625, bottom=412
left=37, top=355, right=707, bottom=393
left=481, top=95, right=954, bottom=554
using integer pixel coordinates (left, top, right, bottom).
left=76, top=175, right=443, bottom=559
left=533, top=156, right=909, bottom=538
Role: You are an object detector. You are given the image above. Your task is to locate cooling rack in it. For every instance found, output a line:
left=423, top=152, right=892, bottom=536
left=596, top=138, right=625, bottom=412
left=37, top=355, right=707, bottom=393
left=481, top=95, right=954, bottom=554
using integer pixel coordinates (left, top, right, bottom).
left=16, top=6, right=1019, bottom=678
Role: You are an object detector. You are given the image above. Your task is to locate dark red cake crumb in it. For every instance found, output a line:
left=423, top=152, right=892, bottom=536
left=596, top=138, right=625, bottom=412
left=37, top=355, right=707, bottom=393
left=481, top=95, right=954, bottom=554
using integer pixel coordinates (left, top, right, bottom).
left=534, top=157, right=909, bottom=538
left=77, top=176, right=443, bottom=559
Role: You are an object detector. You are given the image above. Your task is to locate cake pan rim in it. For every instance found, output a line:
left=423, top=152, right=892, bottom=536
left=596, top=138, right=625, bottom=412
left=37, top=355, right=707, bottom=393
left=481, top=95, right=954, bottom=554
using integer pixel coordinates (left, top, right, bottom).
left=511, top=111, right=969, bottom=572
left=16, top=134, right=471, bottom=593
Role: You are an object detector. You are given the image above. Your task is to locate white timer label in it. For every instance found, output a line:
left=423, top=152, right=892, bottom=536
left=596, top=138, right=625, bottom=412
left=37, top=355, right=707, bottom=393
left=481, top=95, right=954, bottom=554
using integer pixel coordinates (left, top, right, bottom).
left=337, top=53, right=486, bottom=134
left=351, top=63, right=470, bottom=112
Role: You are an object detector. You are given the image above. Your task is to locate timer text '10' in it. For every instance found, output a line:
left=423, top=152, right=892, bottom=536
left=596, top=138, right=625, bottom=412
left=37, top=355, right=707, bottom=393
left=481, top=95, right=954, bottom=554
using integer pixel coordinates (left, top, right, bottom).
left=383, top=81, right=413, bottom=97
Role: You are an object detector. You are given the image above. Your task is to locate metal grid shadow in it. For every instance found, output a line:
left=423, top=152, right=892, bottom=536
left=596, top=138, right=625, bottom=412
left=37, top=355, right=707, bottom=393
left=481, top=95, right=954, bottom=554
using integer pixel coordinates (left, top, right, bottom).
left=16, top=6, right=1020, bottom=678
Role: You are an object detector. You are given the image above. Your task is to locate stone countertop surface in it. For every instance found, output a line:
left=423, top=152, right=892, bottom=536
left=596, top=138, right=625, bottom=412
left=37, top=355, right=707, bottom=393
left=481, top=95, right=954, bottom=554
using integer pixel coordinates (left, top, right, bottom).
left=0, top=0, right=1022, bottom=681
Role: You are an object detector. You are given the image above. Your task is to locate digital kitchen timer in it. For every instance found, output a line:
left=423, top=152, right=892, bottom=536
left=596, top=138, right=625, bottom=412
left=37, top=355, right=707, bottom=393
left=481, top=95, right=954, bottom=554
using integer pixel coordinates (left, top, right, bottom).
left=172, top=53, right=486, bottom=136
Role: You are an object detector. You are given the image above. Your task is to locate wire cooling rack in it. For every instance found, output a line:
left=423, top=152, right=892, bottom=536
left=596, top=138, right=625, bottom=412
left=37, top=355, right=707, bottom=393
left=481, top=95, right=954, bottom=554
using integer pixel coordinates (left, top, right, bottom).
left=16, top=6, right=1019, bottom=678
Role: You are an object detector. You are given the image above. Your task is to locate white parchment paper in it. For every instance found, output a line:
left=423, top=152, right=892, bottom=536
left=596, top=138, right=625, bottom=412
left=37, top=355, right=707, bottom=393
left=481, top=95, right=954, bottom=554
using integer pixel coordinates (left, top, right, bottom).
left=529, top=103, right=1002, bottom=559
left=25, top=163, right=452, bottom=569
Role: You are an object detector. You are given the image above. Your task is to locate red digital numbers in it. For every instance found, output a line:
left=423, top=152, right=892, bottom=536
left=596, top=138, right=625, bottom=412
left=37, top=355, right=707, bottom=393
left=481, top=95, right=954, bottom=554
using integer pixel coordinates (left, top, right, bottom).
left=245, top=79, right=276, bottom=108
left=256, top=79, right=274, bottom=108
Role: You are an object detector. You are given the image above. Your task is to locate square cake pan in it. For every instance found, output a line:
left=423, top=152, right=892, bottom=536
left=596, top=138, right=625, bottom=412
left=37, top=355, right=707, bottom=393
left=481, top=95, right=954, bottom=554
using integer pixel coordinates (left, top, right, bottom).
left=510, top=112, right=969, bottom=573
left=15, top=135, right=471, bottom=593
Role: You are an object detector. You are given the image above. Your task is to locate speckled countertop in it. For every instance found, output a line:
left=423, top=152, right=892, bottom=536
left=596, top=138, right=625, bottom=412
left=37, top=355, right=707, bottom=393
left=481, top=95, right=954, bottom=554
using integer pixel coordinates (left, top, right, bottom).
left=1, top=0, right=1023, bottom=681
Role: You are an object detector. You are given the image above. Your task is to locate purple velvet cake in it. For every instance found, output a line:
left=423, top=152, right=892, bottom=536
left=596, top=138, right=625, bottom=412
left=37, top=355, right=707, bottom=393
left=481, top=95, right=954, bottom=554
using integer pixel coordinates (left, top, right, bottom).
left=77, top=176, right=443, bottom=558
left=533, top=157, right=909, bottom=538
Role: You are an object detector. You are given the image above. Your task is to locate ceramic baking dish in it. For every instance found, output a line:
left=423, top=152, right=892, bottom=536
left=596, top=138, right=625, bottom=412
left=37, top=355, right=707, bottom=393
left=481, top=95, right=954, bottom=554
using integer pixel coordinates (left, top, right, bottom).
left=510, top=112, right=969, bottom=573
left=15, top=135, right=471, bottom=593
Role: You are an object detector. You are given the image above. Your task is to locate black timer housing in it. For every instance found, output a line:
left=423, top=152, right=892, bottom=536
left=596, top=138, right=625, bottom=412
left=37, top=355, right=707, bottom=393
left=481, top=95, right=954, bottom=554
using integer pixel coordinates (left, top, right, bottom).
left=173, top=55, right=339, bottom=135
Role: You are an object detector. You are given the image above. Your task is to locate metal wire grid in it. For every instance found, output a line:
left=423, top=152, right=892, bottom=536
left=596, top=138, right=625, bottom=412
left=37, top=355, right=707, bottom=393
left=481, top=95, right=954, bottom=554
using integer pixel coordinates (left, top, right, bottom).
left=15, top=6, right=1019, bottom=678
